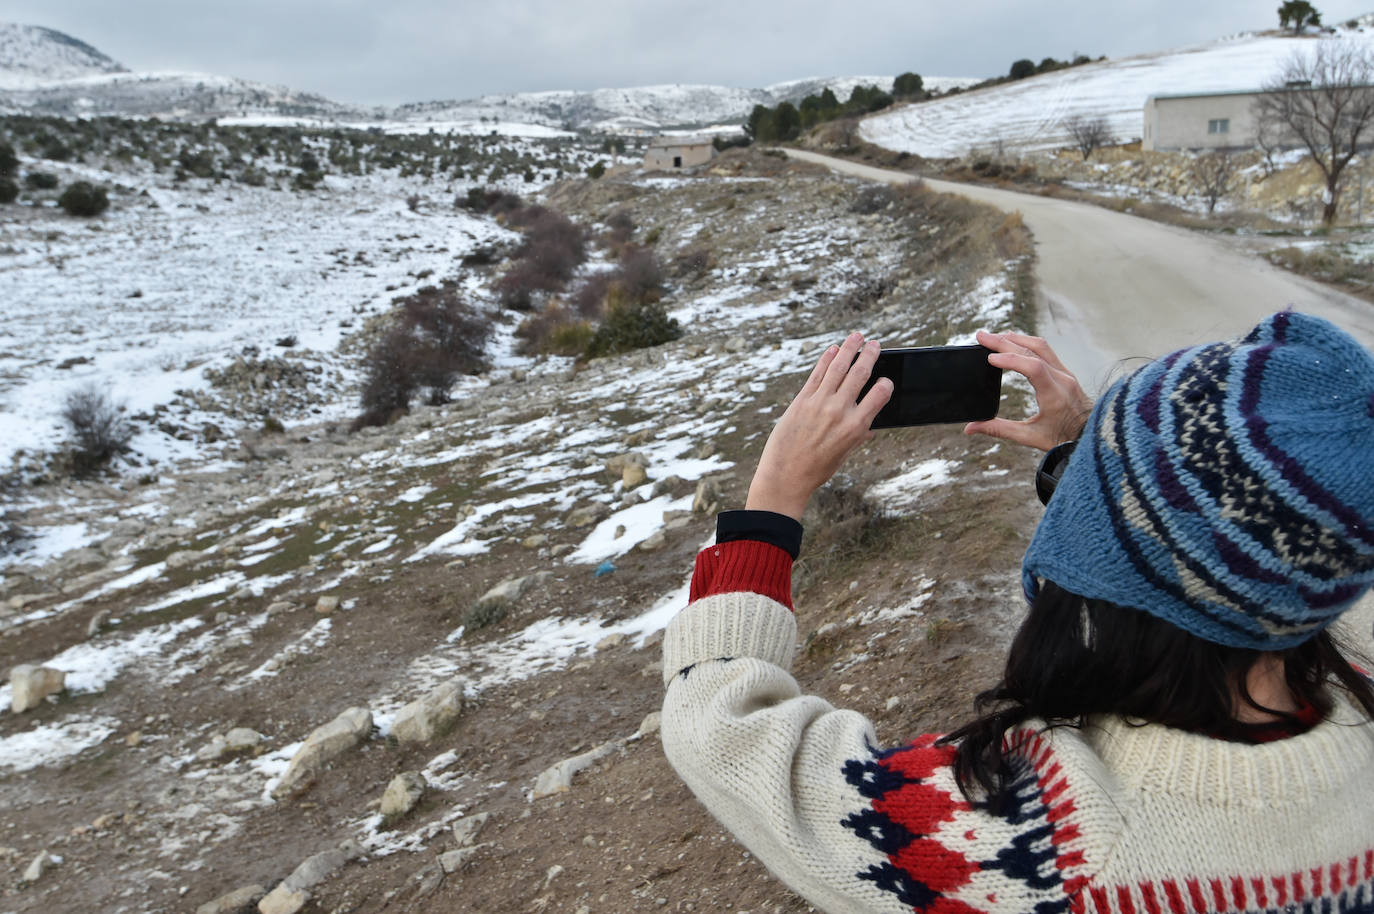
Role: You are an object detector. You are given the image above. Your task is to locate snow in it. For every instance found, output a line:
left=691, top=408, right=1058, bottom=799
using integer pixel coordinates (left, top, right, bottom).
left=565, top=494, right=694, bottom=564
left=0, top=716, right=119, bottom=771
left=866, top=459, right=957, bottom=512
left=862, top=25, right=1374, bottom=157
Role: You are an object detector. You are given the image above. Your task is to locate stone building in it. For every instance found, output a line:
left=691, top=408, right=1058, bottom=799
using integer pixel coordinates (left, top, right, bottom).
left=643, top=136, right=716, bottom=170
left=1142, top=90, right=1265, bottom=151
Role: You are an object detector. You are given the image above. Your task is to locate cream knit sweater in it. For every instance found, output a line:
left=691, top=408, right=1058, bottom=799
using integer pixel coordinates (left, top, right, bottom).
left=661, top=590, right=1374, bottom=914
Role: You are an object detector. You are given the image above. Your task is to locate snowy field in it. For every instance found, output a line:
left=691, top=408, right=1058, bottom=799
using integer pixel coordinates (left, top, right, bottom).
left=862, top=23, right=1374, bottom=158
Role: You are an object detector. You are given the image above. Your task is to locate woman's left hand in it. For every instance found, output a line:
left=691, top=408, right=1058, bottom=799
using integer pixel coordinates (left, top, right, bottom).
left=745, top=332, right=893, bottom=522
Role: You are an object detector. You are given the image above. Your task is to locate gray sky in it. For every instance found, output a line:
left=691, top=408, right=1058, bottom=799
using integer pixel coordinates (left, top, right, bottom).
left=9, top=0, right=1374, bottom=105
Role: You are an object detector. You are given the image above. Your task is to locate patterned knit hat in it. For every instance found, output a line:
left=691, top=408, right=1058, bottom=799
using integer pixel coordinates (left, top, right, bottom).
left=1023, top=311, right=1374, bottom=650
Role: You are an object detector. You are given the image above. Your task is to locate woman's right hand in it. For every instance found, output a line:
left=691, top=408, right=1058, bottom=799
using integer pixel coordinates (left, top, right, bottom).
left=964, top=330, right=1093, bottom=453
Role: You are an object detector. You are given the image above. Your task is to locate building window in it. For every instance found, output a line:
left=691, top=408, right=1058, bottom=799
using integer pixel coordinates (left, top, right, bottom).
left=1207, top=118, right=1230, bottom=135
left=673, top=156, right=682, bottom=167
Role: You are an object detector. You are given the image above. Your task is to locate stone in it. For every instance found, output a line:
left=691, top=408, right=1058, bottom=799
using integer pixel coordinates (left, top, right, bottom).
left=379, top=771, right=427, bottom=819
left=271, top=708, right=372, bottom=798
left=595, top=633, right=628, bottom=651
left=314, top=596, right=339, bottom=615
left=520, top=534, right=549, bottom=549
left=200, top=727, right=266, bottom=761
left=550, top=543, right=575, bottom=557
left=724, top=336, right=746, bottom=353
left=565, top=505, right=607, bottom=528
left=165, top=550, right=203, bottom=570
left=637, top=531, right=666, bottom=552
left=692, top=476, right=724, bottom=515
left=621, top=463, right=648, bottom=489
left=452, top=811, right=490, bottom=847
left=391, top=680, right=464, bottom=744
left=258, top=841, right=360, bottom=914
left=21, top=851, right=58, bottom=883
left=86, top=609, right=110, bottom=638
left=196, top=884, right=265, bottom=914
left=10, top=665, right=66, bottom=713
left=7, top=593, right=54, bottom=611
left=266, top=601, right=294, bottom=615
left=473, top=572, right=551, bottom=612
left=634, top=712, right=662, bottom=738
left=531, top=739, right=623, bottom=799
left=602, top=452, right=648, bottom=482
left=438, top=845, right=486, bottom=874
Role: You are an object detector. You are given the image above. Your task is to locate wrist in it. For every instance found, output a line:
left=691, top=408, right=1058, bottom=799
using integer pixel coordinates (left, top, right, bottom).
left=744, top=482, right=808, bottom=522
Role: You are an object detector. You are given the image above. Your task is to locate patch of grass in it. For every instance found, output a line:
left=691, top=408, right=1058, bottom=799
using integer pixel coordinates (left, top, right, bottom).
left=1265, top=244, right=1374, bottom=298
left=463, top=600, right=508, bottom=630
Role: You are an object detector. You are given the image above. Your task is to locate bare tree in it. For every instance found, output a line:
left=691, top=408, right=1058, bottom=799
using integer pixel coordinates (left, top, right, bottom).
left=1254, top=40, right=1374, bottom=225
left=1191, top=150, right=1236, bottom=214
left=1063, top=115, right=1114, bottom=160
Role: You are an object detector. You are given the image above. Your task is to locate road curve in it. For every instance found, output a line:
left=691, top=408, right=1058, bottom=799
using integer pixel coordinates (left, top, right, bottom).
left=783, top=147, right=1374, bottom=388
left=782, top=146, right=1374, bottom=650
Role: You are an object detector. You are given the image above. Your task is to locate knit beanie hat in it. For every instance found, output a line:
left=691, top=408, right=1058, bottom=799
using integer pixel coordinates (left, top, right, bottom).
left=1022, top=310, right=1374, bottom=650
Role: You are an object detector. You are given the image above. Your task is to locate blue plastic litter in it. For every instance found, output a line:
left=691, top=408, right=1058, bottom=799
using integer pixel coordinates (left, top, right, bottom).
left=595, top=561, right=617, bottom=578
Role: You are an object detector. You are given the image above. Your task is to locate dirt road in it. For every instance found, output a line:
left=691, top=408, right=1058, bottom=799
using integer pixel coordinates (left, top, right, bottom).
left=782, top=146, right=1374, bottom=653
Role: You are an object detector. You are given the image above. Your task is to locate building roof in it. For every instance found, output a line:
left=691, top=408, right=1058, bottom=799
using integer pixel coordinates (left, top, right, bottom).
left=1147, top=83, right=1374, bottom=103
left=646, top=135, right=714, bottom=149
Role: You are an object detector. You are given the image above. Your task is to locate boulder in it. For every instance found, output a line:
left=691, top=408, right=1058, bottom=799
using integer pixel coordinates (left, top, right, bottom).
left=197, top=727, right=266, bottom=762
left=379, top=771, right=427, bottom=819
left=531, top=739, right=623, bottom=799
left=565, top=505, right=607, bottom=528
left=164, top=550, right=203, bottom=570
left=602, top=452, right=648, bottom=482
left=391, top=680, right=464, bottom=744
left=452, top=811, right=490, bottom=847
left=10, top=665, right=66, bottom=713
left=621, top=463, right=648, bottom=489
left=473, top=572, right=551, bottom=612
left=314, top=596, right=339, bottom=615
left=257, top=841, right=360, bottom=914
left=271, top=708, right=372, bottom=798
left=196, top=884, right=265, bottom=914
left=21, top=850, right=58, bottom=883
left=438, top=845, right=487, bottom=873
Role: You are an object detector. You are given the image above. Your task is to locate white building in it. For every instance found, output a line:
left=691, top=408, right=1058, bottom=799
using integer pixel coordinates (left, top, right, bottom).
left=1142, top=90, right=1264, bottom=151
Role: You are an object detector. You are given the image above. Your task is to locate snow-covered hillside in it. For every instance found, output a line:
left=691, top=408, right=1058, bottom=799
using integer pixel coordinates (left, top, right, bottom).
left=0, top=23, right=125, bottom=89
left=0, top=22, right=980, bottom=132
left=862, top=20, right=1374, bottom=157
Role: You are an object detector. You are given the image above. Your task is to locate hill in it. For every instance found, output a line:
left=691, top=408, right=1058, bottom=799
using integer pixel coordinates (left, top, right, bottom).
left=0, top=23, right=980, bottom=132
left=861, top=17, right=1374, bottom=157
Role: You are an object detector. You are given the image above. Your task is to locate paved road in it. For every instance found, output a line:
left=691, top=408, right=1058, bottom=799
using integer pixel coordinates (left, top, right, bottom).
left=783, top=146, right=1374, bottom=652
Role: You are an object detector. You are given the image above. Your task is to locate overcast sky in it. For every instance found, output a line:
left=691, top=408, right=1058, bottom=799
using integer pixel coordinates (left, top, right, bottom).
left=9, top=0, right=1374, bottom=105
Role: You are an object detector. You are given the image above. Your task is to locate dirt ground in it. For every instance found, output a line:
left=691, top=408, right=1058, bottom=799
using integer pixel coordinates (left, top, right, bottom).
left=0, top=151, right=1043, bottom=914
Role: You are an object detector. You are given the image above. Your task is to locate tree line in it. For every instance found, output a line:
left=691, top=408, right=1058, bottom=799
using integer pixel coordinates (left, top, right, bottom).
left=745, top=75, right=923, bottom=143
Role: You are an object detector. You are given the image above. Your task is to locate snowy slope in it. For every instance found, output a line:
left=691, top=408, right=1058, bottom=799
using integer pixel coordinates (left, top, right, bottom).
left=862, top=21, right=1374, bottom=157
left=0, top=23, right=125, bottom=89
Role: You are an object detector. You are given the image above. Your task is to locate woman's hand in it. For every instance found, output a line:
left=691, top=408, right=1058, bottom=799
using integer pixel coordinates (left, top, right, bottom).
left=745, top=332, right=893, bottom=522
left=964, top=330, right=1093, bottom=453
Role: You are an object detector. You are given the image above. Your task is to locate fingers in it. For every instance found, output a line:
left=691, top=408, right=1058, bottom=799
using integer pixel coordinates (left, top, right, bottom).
left=820, top=331, right=867, bottom=393
left=987, top=350, right=1055, bottom=387
left=838, top=339, right=881, bottom=401
left=856, top=375, right=893, bottom=425
left=977, top=329, right=1070, bottom=374
left=964, top=417, right=1049, bottom=451
left=800, top=344, right=840, bottom=397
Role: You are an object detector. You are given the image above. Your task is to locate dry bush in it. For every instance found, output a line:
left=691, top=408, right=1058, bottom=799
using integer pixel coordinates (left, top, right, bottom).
left=0, top=473, right=25, bottom=556
left=63, top=384, right=133, bottom=476
left=495, top=206, right=588, bottom=310
left=604, top=209, right=635, bottom=246
left=617, top=244, right=664, bottom=302
left=584, top=287, right=682, bottom=359
left=842, top=272, right=895, bottom=312
left=354, top=285, right=492, bottom=429
left=459, top=186, right=523, bottom=215
left=515, top=304, right=594, bottom=356
left=671, top=247, right=714, bottom=278
left=850, top=184, right=897, bottom=215
left=569, top=270, right=616, bottom=318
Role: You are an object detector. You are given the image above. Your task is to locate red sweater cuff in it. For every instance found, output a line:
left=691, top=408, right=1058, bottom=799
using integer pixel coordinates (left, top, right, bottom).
left=689, top=540, right=794, bottom=611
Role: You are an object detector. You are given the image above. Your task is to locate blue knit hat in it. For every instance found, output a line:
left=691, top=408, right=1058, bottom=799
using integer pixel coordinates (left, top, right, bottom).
left=1023, top=311, right=1374, bottom=650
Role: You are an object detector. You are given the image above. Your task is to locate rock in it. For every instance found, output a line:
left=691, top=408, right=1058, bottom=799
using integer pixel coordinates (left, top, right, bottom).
left=621, top=463, right=648, bottom=489
left=271, top=707, right=372, bottom=798
left=595, top=633, right=628, bottom=651
left=86, top=609, right=110, bottom=638
left=452, top=811, right=490, bottom=847
left=164, top=550, right=203, bottom=570
left=724, top=336, right=746, bottom=353
left=473, top=572, right=551, bottom=612
left=266, top=601, right=294, bottom=615
left=550, top=543, right=575, bottom=557
left=21, top=850, right=58, bottom=883
left=637, top=530, right=666, bottom=552
left=196, top=884, right=265, bottom=914
left=6, top=593, right=54, bottom=611
left=314, top=596, right=339, bottom=614
left=520, top=534, right=549, bottom=549
left=438, top=846, right=483, bottom=873
left=692, top=476, right=724, bottom=514
left=651, top=475, right=686, bottom=498
left=391, top=680, right=464, bottom=744
left=198, top=728, right=266, bottom=761
left=602, top=452, right=648, bottom=482
left=125, top=731, right=142, bottom=747
left=379, top=771, right=427, bottom=819
left=565, top=505, right=607, bottom=528
left=10, top=665, right=66, bottom=713
left=531, top=739, right=623, bottom=799
left=258, top=841, right=360, bottom=914
left=635, top=712, right=662, bottom=738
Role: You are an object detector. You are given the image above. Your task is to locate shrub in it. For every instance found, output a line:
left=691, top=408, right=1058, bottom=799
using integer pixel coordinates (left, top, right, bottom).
left=893, top=72, right=924, bottom=98
left=58, top=181, right=109, bottom=216
left=515, top=304, right=594, bottom=356
left=618, top=244, right=663, bottom=301
left=850, top=184, right=896, bottom=215
left=24, top=172, right=59, bottom=190
left=0, top=179, right=16, bottom=204
left=0, top=140, right=16, bottom=178
left=586, top=160, right=606, bottom=179
left=1009, top=59, right=1036, bottom=80
left=62, top=384, right=133, bottom=476
left=354, top=285, right=492, bottom=429
left=463, top=599, right=508, bottom=630
left=605, top=209, right=634, bottom=245
left=459, top=186, right=523, bottom=214
left=585, top=295, right=681, bottom=358
left=495, top=206, right=587, bottom=309
left=569, top=270, right=615, bottom=317
left=671, top=247, right=714, bottom=278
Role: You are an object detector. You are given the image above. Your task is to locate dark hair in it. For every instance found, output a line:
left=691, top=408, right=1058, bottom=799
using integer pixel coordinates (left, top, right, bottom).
left=943, top=580, right=1374, bottom=810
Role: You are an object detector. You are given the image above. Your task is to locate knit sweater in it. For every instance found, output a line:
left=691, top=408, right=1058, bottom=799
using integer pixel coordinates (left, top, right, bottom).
left=661, top=539, right=1374, bottom=914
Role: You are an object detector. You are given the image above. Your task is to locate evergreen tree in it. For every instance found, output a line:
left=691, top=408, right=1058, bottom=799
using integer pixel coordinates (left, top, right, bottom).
left=1278, top=0, right=1322, bottom=34
left=893, top=72, right=924, bottom=98
left=1009, top=58, right=1036, bottom=80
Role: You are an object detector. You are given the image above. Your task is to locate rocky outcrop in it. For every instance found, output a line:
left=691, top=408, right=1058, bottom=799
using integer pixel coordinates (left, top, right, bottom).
left=196, top=884, right=265, bottom=914
left=379, top=771, right=426, bottom=819
left=271, top=708, right=372, bottom=798
left=257, top=841, right=360, bottom=914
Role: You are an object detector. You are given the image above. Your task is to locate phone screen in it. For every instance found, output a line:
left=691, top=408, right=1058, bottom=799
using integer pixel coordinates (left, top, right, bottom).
left=859, top=345, right=1002, bottom=428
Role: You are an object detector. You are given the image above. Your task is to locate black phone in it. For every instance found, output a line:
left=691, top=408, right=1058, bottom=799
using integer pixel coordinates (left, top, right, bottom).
left=858, top=345, right=1002, bottom=428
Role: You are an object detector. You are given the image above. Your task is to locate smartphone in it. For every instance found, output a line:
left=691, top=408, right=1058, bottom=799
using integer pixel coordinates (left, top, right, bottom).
left=858, top=345, right=1002, bottom=428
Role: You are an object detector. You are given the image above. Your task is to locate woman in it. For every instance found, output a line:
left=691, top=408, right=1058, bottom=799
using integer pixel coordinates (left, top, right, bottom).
left=660, top=312, right=1374, bottom=914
